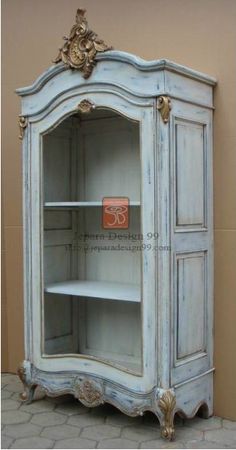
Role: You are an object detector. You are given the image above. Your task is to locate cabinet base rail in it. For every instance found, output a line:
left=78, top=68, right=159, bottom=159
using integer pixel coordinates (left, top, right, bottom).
left=17, top=360, right=213, bottom=441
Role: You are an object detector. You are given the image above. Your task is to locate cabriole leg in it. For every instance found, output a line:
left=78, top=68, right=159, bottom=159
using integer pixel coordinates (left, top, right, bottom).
left=158, top=389, right=176, bottom=440
left=20, top=384, right=37, bottom=404
left=17, top=360, right=36, bottom=404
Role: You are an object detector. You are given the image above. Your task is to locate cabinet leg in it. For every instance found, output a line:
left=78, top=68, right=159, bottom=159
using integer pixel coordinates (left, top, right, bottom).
left=158, top=390, right=176, bottom=441
left=160, top=413, right=175, bottom=441
left=20, top=384, right=37, bottom=404
left=17, top=361, right=37, bottom=404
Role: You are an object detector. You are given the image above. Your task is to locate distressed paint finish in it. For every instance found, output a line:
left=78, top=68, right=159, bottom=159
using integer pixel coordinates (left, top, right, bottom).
left=175, top=121, right=205, bottom=227
left=176, top=252, right=206, bottom=359
left=17, top=51, right=216, bottom=439
left=170, top=100, right=214, bottom=388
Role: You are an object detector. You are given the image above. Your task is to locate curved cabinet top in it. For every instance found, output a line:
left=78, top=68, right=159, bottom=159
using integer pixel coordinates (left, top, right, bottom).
left=16, top=51, right=217, bottom=116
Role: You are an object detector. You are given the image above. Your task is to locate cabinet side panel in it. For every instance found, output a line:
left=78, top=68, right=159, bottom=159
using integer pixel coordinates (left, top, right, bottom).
left=170, top=101, right=213, bottom=386
left=176, top=252, right=206, bottom=359
left=175, top=121, right=205, bottom=228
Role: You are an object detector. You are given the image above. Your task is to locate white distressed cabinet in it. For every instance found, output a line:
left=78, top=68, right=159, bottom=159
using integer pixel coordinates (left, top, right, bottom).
left=16, top=9, right=216, bottom=440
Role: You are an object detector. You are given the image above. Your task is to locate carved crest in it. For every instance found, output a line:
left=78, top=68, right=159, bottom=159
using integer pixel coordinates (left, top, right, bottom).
left=77, top=99, right=95, bottom=113
left=74, top=378, right=104, bottom=407
left=157, top=96, right=172, bottom=123
left=54, top=8, right=112, bottom=78
left=158, top=390, right=176, bottom=440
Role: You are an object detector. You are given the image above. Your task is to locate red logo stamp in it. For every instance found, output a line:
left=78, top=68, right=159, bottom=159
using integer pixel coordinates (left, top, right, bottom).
left=102, top=197, right=129, bottom=229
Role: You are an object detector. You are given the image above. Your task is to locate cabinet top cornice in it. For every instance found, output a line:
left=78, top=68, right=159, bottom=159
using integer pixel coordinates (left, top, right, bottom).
left=16, top=51, right=216, bottom=97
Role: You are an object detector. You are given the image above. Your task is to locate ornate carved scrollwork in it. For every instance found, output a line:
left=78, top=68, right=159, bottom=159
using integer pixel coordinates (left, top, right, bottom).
left=74, top=378, right=104, bottom=407
left=157, top=96, right=172, bottom=123
left=77, top=99, right=95, bottom=114
left=18, top=116, right=28, bottom=140
left=158, top=390, right=176, bottom=440
left=54, top=8, right=112, bottom=78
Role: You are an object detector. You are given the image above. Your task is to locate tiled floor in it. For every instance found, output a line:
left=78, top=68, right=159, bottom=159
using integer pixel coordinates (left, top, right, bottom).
left=1, top=374, right=236, bottom=449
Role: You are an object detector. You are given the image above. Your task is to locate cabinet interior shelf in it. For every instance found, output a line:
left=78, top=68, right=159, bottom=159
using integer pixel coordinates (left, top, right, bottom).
left=45, top=280, right=141, bottom=303
left=44, top=201, right=141, bottom=209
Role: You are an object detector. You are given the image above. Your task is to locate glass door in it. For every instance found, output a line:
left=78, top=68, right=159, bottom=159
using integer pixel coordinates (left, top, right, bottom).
left=42, top=107, right=143, bottom=374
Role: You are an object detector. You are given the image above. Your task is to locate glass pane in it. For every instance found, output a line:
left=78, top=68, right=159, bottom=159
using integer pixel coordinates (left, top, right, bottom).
left=42, top=108, right=142, bottom=374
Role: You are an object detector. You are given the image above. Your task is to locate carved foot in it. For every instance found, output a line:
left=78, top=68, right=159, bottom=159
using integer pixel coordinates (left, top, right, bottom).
left=20, top=384, right=37, bottom=404
left=17, top=360, right=36, bottom=404
left=160, top=417, right=175, bottom=441
left=158, top=389, right=176, bottom=441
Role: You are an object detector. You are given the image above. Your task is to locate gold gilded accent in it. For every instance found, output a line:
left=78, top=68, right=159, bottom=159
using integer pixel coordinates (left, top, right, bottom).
left=77, top=99, right=95, bottom=113
left=158, top=390, right=176, bottom=440
left=18, top=116, right=28, bottom=140
left=75, top=379, right=103, bottom=407
left=54, top=8, right=112, bottom=78
left=157, top=96, right=172, bottom=123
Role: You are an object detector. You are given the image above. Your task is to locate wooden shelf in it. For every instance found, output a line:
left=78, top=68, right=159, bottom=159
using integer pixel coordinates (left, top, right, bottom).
left=45, top=280, right=141, bottom=303
left=44, top=201, right=140, bottom=208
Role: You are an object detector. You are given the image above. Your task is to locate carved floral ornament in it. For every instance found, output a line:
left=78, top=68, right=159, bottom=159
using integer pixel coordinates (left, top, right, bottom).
left=53, top=8, right=172, bottom=123
left=73, top=378, right=104, bottom=407
left=54, top=8, right=112, bottom=78
left=77, top=99, right=95, bottom=113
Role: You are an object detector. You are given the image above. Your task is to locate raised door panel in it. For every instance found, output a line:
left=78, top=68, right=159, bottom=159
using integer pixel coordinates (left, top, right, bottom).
left=176, top=252, right=206, bottom=360
left=175, top=121, right=205, bottom=229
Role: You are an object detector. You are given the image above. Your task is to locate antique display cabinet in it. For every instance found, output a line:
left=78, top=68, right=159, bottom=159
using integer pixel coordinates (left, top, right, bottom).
left=17, top=9, right=216, bottom=440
